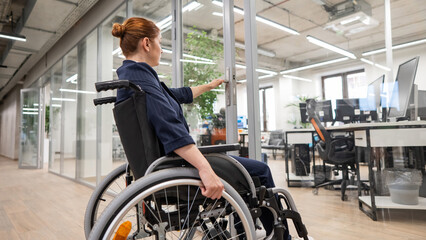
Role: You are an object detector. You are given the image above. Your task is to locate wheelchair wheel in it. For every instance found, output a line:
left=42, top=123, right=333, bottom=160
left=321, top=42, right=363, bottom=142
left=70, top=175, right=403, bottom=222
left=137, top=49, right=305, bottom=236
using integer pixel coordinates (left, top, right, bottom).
left=84, top=163, right=130, bottom=238
left=89, top=168, right=255, bottom=240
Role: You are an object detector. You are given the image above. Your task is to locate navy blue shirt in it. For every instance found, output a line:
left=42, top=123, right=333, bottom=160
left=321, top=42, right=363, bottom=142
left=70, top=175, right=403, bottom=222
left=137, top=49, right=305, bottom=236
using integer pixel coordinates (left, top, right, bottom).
left=116, top=60, right=195, bottom=155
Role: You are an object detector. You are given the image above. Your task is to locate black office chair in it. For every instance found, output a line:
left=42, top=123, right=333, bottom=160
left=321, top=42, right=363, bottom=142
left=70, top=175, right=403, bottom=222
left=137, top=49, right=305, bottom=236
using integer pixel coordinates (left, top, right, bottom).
left=306, top=99, right=368, bottom=201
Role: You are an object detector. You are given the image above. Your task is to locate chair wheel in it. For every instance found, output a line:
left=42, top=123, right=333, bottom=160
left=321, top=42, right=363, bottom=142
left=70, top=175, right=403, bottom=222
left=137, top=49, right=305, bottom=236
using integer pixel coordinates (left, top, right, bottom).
left=341, top=194, right=348, bottom=201
left=312, top=188, right=318, bottom=195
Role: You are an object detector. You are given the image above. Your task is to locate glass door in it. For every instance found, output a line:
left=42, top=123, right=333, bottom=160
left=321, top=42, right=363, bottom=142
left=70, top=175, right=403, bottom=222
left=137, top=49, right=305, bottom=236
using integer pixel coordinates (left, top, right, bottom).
left=19, top=88, right=43, bottom=169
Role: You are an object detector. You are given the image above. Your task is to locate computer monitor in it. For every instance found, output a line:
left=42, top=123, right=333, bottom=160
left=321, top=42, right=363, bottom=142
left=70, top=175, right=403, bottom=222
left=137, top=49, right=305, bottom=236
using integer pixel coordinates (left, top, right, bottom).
left=359, top=75, right=385, bottom=122
left=299, top=100, right=333, bottom=123
left=418, top=90, right=426, bottom=120
left=388, top=56, right=420, bottom=119
left=299, top=102, right=309, bottom=123
left=335, top=98, right=360, bottom=123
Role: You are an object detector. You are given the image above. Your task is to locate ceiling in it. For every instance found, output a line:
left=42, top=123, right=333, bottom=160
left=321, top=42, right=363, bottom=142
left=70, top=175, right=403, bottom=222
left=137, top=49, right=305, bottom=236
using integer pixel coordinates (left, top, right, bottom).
left=0, top=0, right=425, bottom=99
left=0, top=0, right=98, bottom=100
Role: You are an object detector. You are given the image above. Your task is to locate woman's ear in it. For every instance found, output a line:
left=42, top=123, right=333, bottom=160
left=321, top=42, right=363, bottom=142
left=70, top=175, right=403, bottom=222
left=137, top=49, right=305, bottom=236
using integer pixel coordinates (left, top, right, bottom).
left=140, top=37, right=150, bottom=52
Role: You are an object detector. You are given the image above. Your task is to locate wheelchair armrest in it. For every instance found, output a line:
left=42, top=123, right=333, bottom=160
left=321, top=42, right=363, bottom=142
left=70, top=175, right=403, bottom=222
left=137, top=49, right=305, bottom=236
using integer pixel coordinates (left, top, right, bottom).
left=197, top=143, right=241, bottom=154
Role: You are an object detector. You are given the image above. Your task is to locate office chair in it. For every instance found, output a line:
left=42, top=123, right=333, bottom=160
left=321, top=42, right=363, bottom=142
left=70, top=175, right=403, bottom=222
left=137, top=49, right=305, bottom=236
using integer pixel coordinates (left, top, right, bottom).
left=262, top=130, right=285, bottom=160
left=306, top=99, right=368, bottom=201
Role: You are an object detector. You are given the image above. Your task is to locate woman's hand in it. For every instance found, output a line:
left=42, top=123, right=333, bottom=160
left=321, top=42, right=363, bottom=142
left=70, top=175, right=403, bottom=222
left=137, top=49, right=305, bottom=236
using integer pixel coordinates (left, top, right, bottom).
left=207, top=79, right=225, bottom=90
left=191, top=79, right=225, bottom=98
left=174, top=144, right=224, bottom=199
left=198, top=167, right=224, bottom=199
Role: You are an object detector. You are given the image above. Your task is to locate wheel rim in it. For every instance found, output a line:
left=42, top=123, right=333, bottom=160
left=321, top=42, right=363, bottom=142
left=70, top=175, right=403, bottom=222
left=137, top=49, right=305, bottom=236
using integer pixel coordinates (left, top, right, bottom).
left=102, top=179, right=254, bottom=240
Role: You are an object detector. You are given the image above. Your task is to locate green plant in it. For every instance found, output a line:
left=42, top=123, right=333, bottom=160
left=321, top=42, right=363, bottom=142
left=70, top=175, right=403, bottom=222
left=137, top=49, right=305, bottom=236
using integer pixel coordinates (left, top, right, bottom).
left=45, top=105, right=50, bottom=134
left=183, top=28, right=223, bottom=120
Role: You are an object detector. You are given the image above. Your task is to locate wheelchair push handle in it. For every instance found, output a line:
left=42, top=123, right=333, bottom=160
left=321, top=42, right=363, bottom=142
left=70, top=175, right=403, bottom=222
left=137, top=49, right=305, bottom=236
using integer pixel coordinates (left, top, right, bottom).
left=95, top=80, right=142, bottom=93
left=93, top=96, right=117, bottom=106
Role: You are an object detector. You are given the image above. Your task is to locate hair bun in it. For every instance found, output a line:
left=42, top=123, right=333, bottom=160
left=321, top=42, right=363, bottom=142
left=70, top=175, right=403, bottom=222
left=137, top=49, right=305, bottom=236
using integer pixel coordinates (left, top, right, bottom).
left=112, top=23, right=125, bottom=38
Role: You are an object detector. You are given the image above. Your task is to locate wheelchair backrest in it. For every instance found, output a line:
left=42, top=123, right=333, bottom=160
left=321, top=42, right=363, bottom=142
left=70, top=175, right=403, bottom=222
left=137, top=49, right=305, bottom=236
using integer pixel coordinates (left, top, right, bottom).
left=113, top=91, right=163, bottom=179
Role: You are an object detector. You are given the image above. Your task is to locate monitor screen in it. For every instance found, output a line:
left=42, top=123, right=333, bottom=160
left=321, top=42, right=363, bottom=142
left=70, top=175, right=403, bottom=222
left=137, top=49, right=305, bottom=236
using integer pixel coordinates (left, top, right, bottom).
left=388, top=57, right=420, bottom=118
left=299, top=100, right=333, bottom=123
left=299, top=102, right=309, bottom=123
left=360, top=75, right=384, bottom=111
left=418, top=90, right=426, bottom=118
left=335, top=98, right=360, bottom=122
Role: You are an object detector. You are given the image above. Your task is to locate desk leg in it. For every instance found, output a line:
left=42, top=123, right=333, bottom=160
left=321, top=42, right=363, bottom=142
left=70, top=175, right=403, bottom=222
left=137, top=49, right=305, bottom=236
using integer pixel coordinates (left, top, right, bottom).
left=285, top=135, right=290, bottom=187
left=366, top=130, right=377, bottom=221
left=356, top=146, right=362, bottom=202
left=312, top=133, right=316, bottom=187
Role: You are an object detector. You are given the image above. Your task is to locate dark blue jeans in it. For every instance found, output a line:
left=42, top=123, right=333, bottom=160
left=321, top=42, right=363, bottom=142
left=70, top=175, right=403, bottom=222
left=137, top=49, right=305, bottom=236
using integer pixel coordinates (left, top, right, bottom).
left=231, top=155, right=290, bottom=239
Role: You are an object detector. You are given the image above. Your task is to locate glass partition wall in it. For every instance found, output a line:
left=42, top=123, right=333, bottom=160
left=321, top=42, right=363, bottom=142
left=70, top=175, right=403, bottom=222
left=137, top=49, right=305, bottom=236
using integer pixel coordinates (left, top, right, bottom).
left=182, top=0, right=226, bottom=147
left=31, top=0, right=425, bottom=188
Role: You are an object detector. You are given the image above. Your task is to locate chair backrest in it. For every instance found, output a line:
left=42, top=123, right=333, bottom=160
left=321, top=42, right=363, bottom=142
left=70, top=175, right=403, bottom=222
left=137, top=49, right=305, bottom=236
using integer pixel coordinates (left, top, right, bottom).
left=306, top=99, right=331, bottom=161
left=113, top=91, right=163, bottom=179
left=268, top=130, right=284, bottom=145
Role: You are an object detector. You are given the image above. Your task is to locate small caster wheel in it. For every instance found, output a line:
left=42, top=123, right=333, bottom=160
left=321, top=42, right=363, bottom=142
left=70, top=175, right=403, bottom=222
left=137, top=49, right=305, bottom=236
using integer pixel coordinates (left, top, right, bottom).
left=341, top=194, right=348, bottom=201
left=312, top=188, right=318, bottom=195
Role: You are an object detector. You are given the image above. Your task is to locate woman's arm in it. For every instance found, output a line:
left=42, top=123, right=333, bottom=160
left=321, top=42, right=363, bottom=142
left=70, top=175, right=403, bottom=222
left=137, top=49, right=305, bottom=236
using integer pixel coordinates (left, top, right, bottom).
left=191, top=79, right=224, bottom=99
left=174, top=144, right=224, bottom=199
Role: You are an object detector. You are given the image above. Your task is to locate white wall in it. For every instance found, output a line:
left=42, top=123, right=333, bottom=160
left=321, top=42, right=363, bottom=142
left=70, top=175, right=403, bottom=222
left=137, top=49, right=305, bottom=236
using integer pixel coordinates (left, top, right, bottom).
left=0, top=86, right=22, bottom=159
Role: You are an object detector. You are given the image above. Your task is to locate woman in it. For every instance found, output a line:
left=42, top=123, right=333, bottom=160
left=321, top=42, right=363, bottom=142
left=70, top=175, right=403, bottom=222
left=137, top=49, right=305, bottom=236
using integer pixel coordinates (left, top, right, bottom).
left=112, top=17, right=288, bottom=239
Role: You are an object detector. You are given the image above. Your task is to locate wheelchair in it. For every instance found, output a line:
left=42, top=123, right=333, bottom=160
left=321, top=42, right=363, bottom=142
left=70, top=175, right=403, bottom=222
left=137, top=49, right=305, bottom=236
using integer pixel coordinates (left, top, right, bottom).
left=86, top=80, right=309, bottom=240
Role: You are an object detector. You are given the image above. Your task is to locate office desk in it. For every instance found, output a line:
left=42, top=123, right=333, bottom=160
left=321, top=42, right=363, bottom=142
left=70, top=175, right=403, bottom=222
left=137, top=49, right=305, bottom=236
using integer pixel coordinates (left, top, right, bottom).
left=284, top=129, right=316, bottom=187
left=328, top=121, right=426, bottom=220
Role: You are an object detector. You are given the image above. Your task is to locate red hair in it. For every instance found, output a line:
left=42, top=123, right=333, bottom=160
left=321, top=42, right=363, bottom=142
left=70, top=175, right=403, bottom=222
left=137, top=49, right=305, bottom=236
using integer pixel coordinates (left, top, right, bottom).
left=112, top=17, right=160, bottom=57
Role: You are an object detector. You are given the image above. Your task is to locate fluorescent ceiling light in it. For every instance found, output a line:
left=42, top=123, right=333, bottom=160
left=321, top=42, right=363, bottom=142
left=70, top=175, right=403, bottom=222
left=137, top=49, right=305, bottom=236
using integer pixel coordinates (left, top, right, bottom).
left=162, top=48, right=173, bottom=54
left=163, top=47, right=213, bottom=63
left=360, top=58, right=374, bottom=65
left=211, top=89, right=225, bottom=92
left=362, top=38, right=426, bottom=56
left=183, top=1, right=202, bottom=12
left=183, top=53, right=213, bottom=62
left=59, top=89, right=96, bottom=94
left=52, top=98, right=76, bottom=102
left=236, top=64, right=246, bottom=69
left=282, top=75, right=313, bottom=82
left=306, top=35, right=356, bottom=59
left=258, top=74, right=275, bottom=79
left=237, top=73, right=276, bottom=83
left=51, top=104, right=62, bottom=108
left=232, top=6, right=244, bottom=15
left=157, top=1, right=203, bottom=30
left=340, top=16, right=361, bottom=25
left=65, top=74, right=78, bottom=84
left=157, top=15, right=172, bottom=30
left=112, top=48, right=121, bottom=55
left=180, top=59, right=216, bottom=64
left=23, top=112, right=38, bottom=115
left=23, top=108, right=38, bottom=111
left=159, top=61, right=171, bottom=66
left=256, top=68, right=277, bottom=75
left=0, top=32, right=26, bottom=42
left=158, top=74, right=167, bottom=78
left=234, top=41, right=276, bottom=57
left=256, top=16, right=299, bottom=35
left=280, top=57, right=349, bottom=74
left=112, top=69, right=117, bottom=72
left=212, top=12, right=223, bottom=17
left=212, top=0, right=299, bottom=35
left=235, top=63, right=277, bottom=75
left=360, top=58, right=391, bottom=72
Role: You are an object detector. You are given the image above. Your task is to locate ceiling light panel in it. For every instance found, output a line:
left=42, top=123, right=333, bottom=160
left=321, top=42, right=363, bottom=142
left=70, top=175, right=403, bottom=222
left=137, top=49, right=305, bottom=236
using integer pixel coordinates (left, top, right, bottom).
left=306, top=35, right=356, bottom=59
